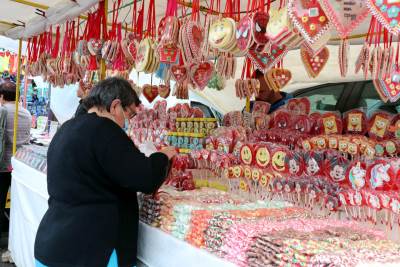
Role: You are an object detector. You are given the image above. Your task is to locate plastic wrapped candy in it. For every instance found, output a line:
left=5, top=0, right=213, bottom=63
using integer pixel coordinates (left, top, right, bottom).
left=253, top=114, right=271, bottom=130
left=325, top=155, right=350, bottom=184
left=272, top=110, right=291, bottom=129
left=343, top=109, right=367, bottom=135
left=327, top=135, right=339, bottom=150
left=254, top=143, right=271, bottom=169
left=310, top=112, right=324, bottom=135
left=286, top=97, right=311, bottom=115
left=347, top=161, right=367, bottom=190
left=271, top=147, right=288, bottom=173
left=368, top=111, right=393, bottom=141
left=252, top=101, right=271, bottom=115
left=312, top=136, right=327, bottom=150
left=216, top=136, right=232, bottom=154
left=291, top=114, right=312, bottom=134
left=284, top=150, right=304, bottom=176
left=240, top=143, right=254, bottom=165
left=303, top=151, right=324, bottom=176
left=321, top=112, right=343, bottom=135
left=384, top=139, right=399, bottom=157
left=367, top=159, right=396, bottom=191
left=390, top=114, right=400, bottom=139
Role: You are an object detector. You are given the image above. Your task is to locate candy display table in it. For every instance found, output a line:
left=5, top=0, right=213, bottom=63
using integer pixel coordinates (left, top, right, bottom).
left=137, top=222, right=236, bottom=267
left=7, top=158, right=236, bottom=267
left=9, top=158, right=48, bottom=267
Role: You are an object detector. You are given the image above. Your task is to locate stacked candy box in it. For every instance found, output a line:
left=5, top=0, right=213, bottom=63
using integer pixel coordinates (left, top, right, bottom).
left=167, top=118, right=218, bottom=153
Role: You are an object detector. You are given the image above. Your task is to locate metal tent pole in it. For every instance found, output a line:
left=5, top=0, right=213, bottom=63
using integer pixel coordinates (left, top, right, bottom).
left=12, top=38, right=23, bottom=155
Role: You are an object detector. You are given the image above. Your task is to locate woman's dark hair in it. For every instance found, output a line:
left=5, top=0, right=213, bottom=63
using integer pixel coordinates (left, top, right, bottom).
left=0, top=81, right=17, bottom=101
left=82, top=77, right=140, bottom=112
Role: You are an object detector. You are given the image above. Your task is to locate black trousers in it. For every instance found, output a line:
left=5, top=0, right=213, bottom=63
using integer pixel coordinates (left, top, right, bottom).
left=0, top=172, right=11, bottom=233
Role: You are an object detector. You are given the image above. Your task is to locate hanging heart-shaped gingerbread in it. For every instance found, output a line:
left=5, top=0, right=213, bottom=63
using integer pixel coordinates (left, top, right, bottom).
left=171, top=65, right=188, bottom=83
left=366, top=0, right=400, bottom=35
left=142, top=84, right=159, bottom=103
left=355, top=43, right=370, bottom=79
left=189, top=61, right=214, bottom=90
left=158, top=84, right=170, bottom=98
left=300, top=45, right=329, bottom=78
left=236, top=15, right=254, bottom=52
left=288, top=0, right=331, bottom=44
left=248, top=43, right=288, bottom=72
left=252, top=11, right=269, bottom=45
left=265, top=68, right=292, bottom=91
left=88, top=39, right=103, bottom=56
left=379, top=67, right=400, bottom=103
left=266, top=7, right=295, bottom=45
left=319, top=0, right=369, bottom=39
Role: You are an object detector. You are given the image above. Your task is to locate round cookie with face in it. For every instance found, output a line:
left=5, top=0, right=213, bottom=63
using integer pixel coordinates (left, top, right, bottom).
left=240, top=144, right=254, bottom=165
left=209, top=18, right=236, bottom=50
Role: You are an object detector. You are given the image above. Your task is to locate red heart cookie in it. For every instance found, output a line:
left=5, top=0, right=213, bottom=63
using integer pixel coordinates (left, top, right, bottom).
left=287, top=0, right=331, bottom=44
left=366, top=0, right=400, bottom=35
left=142, top=85, right=159, bottom=103
left=300, top=45, right=329, bottom=78
left=171, top=65, right=188, bottom=83
left=248, top=43, right=288, bottom=72
left=158, top=85, right=170, bottom=99
left=189, top=61, right=214, bottom=90
left=319, top=0, right=369, bottom=39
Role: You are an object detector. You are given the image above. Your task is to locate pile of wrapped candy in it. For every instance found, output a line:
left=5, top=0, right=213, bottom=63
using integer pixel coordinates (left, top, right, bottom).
left=129, top=101, right=205, bottom=148
left=139, top=186, right=400, bottom=266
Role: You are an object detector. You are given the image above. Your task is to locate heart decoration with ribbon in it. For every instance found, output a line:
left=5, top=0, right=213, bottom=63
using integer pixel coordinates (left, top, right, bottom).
left=252, top=11, right=270, bottom=45
left=300, top=45, right=329, bottom=78
left=265, top=68, right=292, bottom=91
left=158, top=84, right=171, bottom=98
left=189, top=61, right=214, bottom=90
left=236, top=15, right=254, bottom=52
left=287, top=0, right=331, bottom=44
left=366, top=0, right=400, bottom=35
left=287, top=98, right=311, bottom=115
left=88, top=39, right=103, bottom=56
left=142, top=84, right=159, bottom=103
left=376, top=67, right=400, bottom=103
left=171, top=65, right=188, bottom=83
left=319, top=0, right=369, bottom=39
left=248, top=44, right=288, bottom=72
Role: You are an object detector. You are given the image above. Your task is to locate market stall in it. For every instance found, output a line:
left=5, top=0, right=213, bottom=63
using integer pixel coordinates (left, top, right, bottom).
left=1, top=0, right=400, bottom=266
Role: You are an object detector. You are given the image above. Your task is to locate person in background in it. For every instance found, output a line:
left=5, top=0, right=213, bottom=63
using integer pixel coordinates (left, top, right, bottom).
left=74, top=80, right=90, bottom=116
left=0, top=82, right=31, bottom=238
left=35, top=77, right=176, bottom=267
left=246, top=69, right=292, bottom=113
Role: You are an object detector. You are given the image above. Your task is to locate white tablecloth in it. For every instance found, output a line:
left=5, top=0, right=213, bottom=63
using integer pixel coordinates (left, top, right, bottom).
left=8, top=158, right=236, bottom=267
left=137, top=222, right=236, bottom=267
left=9, top=158, right=49, bottom=267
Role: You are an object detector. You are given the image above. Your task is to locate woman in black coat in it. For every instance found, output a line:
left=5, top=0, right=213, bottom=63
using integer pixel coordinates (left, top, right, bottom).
left=34, top=77, right=176, bottom=267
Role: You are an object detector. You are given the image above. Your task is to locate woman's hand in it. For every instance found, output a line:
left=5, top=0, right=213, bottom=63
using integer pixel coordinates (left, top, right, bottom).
left=159, top=146, right=178, bottom=160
